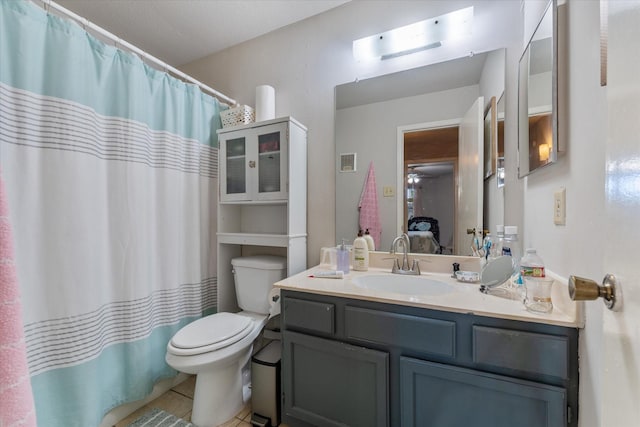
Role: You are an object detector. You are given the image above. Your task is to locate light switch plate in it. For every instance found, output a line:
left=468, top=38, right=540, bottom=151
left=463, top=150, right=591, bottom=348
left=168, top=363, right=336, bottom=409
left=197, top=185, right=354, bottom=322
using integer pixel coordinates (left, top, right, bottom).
left=554, top=188, right=566, bottom=225
left=383, top=186, right=395, bottom=197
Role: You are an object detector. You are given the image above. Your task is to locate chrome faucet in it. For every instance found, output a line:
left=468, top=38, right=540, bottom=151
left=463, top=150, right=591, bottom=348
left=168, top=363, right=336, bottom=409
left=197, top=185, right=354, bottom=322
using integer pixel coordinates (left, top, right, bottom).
left=389, top=233, right=420, bottom=275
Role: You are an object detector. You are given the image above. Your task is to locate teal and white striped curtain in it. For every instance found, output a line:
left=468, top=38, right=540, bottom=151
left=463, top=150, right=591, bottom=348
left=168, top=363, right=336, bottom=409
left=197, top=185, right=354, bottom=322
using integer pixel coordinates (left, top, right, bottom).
left=0, top=1, right=223, bottom=425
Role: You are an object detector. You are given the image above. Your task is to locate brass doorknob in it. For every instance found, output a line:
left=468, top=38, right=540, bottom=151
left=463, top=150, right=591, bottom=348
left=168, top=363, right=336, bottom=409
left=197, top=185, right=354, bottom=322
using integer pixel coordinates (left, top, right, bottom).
left=568, top=274, right=621, bottom=310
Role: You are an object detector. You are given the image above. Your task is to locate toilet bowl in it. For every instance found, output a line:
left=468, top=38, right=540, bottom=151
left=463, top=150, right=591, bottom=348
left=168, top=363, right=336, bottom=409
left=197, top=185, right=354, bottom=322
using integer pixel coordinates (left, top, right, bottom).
left=165, top=255, right=286, bottom=427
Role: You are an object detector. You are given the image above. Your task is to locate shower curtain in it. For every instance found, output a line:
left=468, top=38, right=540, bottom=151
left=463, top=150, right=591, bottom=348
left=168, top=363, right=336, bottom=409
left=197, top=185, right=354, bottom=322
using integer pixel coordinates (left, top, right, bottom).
left=0, top=1, right=223, bottom=425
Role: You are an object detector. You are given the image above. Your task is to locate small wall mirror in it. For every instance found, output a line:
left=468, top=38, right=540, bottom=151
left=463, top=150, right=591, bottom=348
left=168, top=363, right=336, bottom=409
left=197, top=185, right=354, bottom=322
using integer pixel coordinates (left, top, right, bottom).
left=496, top=93, right=505, bottom=188
left=484, top=96, right=497, bottom=179
left=518, top=0, right=557, bottom=177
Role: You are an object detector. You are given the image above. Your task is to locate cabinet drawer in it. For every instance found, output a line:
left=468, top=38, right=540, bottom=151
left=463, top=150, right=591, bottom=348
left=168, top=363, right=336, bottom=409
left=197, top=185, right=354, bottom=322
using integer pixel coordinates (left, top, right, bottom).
left=472, top=325, right=569, bottom=380
left=283, top=297, right=335, bottom=335
left=345, top=306, right=456, bottom=358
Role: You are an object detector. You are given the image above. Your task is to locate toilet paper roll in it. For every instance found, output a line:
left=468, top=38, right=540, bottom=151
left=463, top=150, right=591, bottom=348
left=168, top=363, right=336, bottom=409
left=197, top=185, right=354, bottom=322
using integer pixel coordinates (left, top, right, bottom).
left=268, top=287, right=281, bottom=319
left=255, top=85, right=275, bottom=122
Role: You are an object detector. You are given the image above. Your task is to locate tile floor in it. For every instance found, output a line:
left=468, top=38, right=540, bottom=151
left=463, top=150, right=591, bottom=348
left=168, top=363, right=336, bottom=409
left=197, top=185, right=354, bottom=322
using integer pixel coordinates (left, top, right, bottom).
left=112, top=375, right=255, bottom=427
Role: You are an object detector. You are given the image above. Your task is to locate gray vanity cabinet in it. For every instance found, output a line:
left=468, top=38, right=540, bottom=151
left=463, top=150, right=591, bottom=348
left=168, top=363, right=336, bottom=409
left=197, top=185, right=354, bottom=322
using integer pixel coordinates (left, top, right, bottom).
left=283, top=331, right=389, bottom=427
left=280, top=290, right=579, bottom=427
left=400, top=357, right=566, bottom=427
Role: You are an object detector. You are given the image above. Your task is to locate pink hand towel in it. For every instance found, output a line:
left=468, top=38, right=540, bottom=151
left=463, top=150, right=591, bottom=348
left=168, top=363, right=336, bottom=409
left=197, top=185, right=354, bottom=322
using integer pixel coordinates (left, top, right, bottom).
left=358, top=161, right=382, bottom=249
left=0, top=170, right=37, bottom=427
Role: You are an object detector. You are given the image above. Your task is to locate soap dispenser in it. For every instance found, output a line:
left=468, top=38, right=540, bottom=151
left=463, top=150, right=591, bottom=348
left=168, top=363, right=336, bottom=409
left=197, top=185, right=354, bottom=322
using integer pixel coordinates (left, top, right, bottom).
left=336, top=239, right=350, bottom=274
left=363, top=229, right=375, bottom=251
left=352, top=230, right=369, bottom=271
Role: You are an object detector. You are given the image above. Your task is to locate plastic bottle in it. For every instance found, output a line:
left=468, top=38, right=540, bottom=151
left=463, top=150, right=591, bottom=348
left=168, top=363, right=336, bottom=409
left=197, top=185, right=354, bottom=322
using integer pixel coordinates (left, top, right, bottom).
left=336, top=239, right=350, bottom=274
left=363, top=229, right=375, bottom=251
left=352, top=230, right=369, bottom=271
left=502, top=226, right=522, bottom=284
left=520, top=248, right=545, bottom=278
left=489, top=225, right=504, bottom=261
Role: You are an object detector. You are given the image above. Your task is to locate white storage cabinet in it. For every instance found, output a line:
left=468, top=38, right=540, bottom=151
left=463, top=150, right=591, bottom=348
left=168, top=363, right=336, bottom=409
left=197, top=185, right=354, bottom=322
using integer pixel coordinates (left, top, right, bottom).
left=216, top=117, right=307, bottom=312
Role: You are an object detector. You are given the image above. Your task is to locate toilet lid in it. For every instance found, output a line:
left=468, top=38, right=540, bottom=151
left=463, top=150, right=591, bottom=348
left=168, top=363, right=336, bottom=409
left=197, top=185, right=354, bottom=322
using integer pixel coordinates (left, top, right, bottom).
left=170, top=312, right=253, bottom=353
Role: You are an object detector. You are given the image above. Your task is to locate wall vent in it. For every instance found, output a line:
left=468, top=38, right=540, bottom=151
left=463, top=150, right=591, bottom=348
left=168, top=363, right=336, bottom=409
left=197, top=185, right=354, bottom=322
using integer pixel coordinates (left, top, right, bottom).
left=339, top=153, right=357, bottom=172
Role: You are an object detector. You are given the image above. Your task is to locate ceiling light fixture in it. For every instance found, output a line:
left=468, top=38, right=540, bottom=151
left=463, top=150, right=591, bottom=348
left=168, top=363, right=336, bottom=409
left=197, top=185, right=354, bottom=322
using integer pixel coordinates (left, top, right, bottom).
left=407, top=173, right=420, bottom=184
left=353, top=7, right=474, bottom=61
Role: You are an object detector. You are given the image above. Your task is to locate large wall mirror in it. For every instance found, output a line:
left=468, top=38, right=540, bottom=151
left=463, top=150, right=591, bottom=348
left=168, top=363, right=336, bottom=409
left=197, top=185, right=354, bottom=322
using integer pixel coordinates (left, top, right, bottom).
left=335, top=49, right=505, bottom=256
left=518, top=0, right=558, bottom=177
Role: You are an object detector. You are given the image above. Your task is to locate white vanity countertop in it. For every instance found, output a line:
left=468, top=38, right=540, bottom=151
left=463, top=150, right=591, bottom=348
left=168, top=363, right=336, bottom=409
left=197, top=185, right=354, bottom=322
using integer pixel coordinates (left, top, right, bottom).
left=275, top=265, right=584, bottom=328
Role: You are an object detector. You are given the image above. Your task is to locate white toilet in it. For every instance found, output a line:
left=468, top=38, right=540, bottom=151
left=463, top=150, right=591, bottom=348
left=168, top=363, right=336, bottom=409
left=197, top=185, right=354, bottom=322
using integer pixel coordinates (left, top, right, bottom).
left=166, top=255, right=286, bottom=427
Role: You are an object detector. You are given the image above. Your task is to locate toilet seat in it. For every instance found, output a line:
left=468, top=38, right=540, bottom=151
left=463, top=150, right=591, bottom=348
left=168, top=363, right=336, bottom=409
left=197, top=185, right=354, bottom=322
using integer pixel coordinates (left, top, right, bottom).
left=169, top=313, right=254, bottom=356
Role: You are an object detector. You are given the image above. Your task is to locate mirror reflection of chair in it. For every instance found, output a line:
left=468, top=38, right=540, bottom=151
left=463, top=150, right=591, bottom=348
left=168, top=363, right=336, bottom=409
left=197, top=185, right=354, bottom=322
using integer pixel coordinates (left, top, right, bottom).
left=407, top=216, right=442, bottom=254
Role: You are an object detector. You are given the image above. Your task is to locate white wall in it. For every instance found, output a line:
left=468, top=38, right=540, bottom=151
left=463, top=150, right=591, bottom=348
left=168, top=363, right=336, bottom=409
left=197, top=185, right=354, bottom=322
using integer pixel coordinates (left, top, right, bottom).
left=522, top=1, right=606, bottom=426
left=181, top=0, right=521, bottom=265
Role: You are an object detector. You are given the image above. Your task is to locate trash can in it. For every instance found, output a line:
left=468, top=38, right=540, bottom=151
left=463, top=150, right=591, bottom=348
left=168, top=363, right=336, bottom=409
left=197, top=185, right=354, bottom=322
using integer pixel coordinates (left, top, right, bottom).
left=250, top=340, right=281, bottom=427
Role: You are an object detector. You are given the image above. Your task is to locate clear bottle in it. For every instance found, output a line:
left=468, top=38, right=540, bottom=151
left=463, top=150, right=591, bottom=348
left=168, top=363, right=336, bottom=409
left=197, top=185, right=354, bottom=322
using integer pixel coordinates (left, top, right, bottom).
left=352, top=230, right=369, bottom=271
left=502, top=226, right=521, bottom=284
left=491, top=225, right=504, bottom=261
left=520, top=248, right=545, bottom=278
left=336, top=239, right=350, bottom=274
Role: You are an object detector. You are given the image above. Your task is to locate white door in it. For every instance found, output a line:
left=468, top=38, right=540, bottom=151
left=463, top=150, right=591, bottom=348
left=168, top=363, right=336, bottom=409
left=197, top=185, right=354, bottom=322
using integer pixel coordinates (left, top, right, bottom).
left=456, top=97, right=484, bottom=255
left=600, top=2, right=640, bottom=423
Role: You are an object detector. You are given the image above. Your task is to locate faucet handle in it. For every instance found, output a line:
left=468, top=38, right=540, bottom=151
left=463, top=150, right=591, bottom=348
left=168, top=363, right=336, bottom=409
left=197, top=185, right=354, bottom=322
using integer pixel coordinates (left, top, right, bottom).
left=383, top=257, right=401, bottom=273
left=411, top=259, right=421, bottom=275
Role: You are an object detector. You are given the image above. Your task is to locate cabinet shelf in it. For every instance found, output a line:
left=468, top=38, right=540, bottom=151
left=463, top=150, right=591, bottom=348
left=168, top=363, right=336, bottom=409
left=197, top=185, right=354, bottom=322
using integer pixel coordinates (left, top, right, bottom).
left=217, top=232, right=307, bottom=247
left=219, top=199, right=287, bottom=206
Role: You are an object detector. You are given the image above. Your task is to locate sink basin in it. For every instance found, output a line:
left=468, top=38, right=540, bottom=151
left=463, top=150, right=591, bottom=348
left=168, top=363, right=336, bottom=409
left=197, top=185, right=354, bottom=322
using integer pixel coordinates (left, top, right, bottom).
left=353, top=275, right=454, bottom=296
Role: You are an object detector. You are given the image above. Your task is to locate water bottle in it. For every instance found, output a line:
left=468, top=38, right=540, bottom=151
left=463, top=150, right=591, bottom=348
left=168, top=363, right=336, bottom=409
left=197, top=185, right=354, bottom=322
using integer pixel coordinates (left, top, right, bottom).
left=520, top=248, right=545, bottom=278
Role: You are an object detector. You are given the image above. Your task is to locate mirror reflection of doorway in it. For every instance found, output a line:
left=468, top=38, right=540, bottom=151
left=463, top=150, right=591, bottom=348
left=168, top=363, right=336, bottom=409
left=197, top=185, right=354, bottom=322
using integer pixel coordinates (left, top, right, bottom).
left=404, top=126, right=458, bottom=254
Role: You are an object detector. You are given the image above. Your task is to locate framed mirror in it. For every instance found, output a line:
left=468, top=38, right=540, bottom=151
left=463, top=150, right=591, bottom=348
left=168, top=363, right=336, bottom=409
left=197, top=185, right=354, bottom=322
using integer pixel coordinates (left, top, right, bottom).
left=496, top=93, right=505, bottom=188
left=484, top=96, right=497, bottom=179
left=518, top=0, right=557, bottom=177
left=335, top=49, right=505, bottom=255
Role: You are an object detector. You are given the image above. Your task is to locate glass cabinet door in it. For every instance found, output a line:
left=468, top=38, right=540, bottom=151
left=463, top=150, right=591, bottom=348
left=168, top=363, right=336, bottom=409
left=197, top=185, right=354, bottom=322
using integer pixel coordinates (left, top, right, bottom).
left=225, top=136, right=247, bottom=197
left=219, top=122, right=288, bottom=202
left=258, top=131, right=281, bottom=195
left=255, top=123, right=288, bottom=201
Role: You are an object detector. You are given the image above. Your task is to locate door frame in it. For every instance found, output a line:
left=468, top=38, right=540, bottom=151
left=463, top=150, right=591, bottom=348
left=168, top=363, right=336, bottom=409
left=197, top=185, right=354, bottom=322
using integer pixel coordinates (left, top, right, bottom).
left=397, top=118, right=461, bottom=248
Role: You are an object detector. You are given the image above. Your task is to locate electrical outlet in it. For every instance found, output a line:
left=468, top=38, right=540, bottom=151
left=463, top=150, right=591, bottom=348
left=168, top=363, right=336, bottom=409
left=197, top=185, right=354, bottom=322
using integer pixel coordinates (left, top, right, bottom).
left=383, top=186, right=395, bottom=197
left=554, top=188, right=566, bottom=225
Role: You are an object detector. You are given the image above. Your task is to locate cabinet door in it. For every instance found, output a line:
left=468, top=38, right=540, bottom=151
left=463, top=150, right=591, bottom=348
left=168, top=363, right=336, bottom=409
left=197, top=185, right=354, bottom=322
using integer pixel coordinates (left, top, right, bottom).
left=255, top=122, right=288, bottom=201
left=400, top=357, right=566, bottom=427
left=220, top=133, right=250, bottom=201
left=282, top=331, right=389, bottom=427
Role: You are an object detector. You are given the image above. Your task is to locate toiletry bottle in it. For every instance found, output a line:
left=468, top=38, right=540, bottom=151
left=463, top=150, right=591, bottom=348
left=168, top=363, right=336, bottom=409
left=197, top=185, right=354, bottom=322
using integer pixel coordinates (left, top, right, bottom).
left=502, top=226, right=522, bottom=284
left=352, top=230, right=369, bottom=271
left=336, top=239, right=350, bottom=274
left=493, top=225, right=504, bottom=258
left=363, top=229, right=375, bottom=251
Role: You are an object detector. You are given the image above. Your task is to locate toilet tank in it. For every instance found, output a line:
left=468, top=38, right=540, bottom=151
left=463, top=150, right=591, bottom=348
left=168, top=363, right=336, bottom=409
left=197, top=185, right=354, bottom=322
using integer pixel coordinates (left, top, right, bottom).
left=231, top=255, right=287, bottom=314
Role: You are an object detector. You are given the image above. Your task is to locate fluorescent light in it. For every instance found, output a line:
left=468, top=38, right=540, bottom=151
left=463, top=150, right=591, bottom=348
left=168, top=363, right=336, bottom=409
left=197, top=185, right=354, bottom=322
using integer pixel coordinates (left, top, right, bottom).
left=353, top=7, right=474, bottom=61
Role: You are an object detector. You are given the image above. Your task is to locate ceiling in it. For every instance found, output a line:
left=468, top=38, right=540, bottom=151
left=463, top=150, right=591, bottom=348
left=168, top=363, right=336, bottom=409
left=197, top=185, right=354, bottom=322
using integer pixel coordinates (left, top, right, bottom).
left=54, top=0, right=350, bottom=67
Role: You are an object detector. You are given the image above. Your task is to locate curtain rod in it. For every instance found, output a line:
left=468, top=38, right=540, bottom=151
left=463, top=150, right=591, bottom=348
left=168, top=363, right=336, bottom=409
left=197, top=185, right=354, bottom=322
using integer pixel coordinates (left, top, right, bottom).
left=39, top=0, right=238, bottom=107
